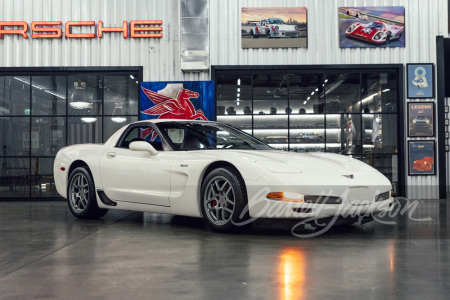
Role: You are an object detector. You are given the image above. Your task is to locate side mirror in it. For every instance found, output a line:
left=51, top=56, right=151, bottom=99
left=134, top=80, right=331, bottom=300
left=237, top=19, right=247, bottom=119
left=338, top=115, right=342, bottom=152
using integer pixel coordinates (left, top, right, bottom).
left=129, top=141, right=158, bottom=155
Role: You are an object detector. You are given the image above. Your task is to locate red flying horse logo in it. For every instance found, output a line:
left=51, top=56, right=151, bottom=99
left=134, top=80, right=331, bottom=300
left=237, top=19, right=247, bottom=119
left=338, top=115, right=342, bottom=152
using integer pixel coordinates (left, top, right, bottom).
left=140, top=85, right=209, bottom=140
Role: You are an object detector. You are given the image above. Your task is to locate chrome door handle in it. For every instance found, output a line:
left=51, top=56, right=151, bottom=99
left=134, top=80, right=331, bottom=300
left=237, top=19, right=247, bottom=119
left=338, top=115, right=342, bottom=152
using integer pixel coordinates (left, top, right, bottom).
left=106, top=152, right=116, bottom=159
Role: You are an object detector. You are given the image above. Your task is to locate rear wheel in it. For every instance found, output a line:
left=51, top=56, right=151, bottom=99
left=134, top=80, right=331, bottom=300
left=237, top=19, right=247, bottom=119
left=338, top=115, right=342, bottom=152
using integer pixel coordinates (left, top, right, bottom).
left=67, top=167, right=108, bottom=219
left=201, top=167, right=250, bottom=233
left=250, top=29, right=259, bottom=39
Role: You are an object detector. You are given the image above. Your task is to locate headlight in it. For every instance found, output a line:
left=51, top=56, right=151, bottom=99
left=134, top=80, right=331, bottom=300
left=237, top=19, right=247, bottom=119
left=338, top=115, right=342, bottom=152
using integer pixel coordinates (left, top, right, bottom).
left=373, top=32, right=382, bottom=40
left=347, top=24, right=357, bottom=33
left=274, top=26, right=279, bottom=30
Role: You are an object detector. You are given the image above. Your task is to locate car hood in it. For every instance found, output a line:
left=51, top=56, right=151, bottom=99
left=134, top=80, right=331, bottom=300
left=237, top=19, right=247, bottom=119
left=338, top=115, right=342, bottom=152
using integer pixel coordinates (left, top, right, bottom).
left=273, top=24, right=297, bottom=30
left=230, top=150, right=377, bottom=174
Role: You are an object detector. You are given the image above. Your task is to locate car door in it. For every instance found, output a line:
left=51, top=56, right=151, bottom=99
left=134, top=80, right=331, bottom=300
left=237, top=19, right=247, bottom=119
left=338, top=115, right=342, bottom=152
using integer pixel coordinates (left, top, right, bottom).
left=99, top=125, right=171, bottom=207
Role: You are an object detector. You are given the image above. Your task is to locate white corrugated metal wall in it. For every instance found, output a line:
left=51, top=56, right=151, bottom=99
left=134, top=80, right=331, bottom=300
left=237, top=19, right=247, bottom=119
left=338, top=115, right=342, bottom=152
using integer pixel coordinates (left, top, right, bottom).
left=210, top=0, right=448, bottom=199
left=0, top=0, right=448, bottom=199
left=0, top=0, right=208, bottom=82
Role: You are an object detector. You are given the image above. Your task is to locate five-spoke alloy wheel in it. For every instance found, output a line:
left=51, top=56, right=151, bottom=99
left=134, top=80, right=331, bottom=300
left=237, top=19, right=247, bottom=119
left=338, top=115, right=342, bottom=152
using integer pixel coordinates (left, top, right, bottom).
left=67, top=167, right=108, bottom=219
left=201, top=167, right=250, bottom=233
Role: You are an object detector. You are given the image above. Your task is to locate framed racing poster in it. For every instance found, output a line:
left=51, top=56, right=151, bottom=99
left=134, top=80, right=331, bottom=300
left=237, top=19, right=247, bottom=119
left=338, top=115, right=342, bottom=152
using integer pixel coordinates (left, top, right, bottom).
left=407, top=102, right=435, bottom=137
left=338, top=6, right=405, bottom=48
left=407, top=64, right=435, bottom=99
left=241, top=7, right=307, bottom=48
left=408, top=140, right=436, bottom=176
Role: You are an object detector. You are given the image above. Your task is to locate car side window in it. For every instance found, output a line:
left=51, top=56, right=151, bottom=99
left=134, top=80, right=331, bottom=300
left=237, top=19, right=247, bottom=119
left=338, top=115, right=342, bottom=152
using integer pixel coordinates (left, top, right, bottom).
left=118, top=126, right=164, bottom=151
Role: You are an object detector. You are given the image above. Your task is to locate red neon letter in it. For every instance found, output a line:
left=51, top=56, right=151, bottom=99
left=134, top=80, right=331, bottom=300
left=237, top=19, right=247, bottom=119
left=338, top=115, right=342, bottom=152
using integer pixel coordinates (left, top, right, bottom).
left=130, top=20, right=162, bottom=38
left=0, top=22, right=28, bottom=38
left=31, top=21, right=62, bottom=39
left=98, top=21, right=127, bottom=38
left=65, top=21, right=95, bottom=38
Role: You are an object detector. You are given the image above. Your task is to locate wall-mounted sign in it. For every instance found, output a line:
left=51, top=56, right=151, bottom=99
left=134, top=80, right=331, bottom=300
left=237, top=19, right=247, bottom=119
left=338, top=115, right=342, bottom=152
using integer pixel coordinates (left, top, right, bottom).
left=0, top=20, right=162, bottom=39
left=339, top=6, right=405, bottom=48
left=140, top=81, right=215, bottom=123
left=407, top=102, right=434, bottom=137
left=407, top=64, right=435, bottom=99
left=23, top=131, right=39, bottom=150
left=408, top=141, right=435, bottom=176
left=241, top=7, right=308, bottom=48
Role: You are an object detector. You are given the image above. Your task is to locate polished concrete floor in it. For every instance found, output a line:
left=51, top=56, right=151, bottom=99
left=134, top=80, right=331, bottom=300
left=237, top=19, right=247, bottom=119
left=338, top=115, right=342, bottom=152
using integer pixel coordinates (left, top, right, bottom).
left=0, top=199, right=449, bottom=299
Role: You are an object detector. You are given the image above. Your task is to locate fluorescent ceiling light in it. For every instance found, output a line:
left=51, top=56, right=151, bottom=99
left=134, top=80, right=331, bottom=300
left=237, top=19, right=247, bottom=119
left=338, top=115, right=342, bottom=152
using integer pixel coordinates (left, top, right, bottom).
left=111, top=117, right=127, bottom=123
left=70, top=101, right=92, bottom=109
left=81, top=117, right=97, bottom=123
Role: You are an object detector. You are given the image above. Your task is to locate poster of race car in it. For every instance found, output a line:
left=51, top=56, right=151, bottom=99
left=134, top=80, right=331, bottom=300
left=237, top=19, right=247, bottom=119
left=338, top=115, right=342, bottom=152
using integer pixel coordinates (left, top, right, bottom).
left=241, top=7, right=307, bottom=48
left=407, top=102, right=435, bottom=137
left=407, top=64, right=435, bottom=99
left=408, top=141, right=435, bottom=176
left=339, top=6, right=405, bottom=48
left=140, top=81, right=214, bottom=122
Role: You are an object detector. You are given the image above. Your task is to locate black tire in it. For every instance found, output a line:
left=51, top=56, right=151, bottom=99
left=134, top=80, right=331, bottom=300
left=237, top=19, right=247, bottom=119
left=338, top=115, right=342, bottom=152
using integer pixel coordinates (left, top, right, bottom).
left=266, top=29, right=272, bottom=39
left=200, top=167, right=250, bottom=233
left=356, top=13, right=360, bottom=18
left=250, top=29, right=259, bottom=39
left=67, top=167, right=108, bottom=219
left=385, top=32, right=391, bottom=44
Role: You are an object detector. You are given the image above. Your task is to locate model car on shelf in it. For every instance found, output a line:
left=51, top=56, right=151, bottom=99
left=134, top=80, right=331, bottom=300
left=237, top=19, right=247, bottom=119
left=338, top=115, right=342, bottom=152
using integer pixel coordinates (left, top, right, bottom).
left=54, top=119, right=393, bottom=233
left=250, top=18, right=300, bottom=39
left=345, top=21, right=404, bottom=45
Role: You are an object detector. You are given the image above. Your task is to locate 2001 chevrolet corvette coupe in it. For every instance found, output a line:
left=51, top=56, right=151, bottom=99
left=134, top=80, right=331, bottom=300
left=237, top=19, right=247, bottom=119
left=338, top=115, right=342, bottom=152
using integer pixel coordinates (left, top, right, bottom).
left=54, top=120, right=394, bottom=233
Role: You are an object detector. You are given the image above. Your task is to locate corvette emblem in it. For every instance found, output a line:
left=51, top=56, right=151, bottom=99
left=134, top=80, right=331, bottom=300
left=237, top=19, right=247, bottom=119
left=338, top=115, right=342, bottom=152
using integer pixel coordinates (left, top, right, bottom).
left=343, top=174, right=355, bottom=179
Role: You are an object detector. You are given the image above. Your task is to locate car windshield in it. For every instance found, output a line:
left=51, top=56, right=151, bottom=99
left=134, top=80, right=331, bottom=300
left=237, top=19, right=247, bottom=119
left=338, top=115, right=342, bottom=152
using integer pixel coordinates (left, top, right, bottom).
left=268, top=19, right=284, bottom=24
left=156, top=122, right=273, bottom=151
left=368, top=23, right=384, bottom=30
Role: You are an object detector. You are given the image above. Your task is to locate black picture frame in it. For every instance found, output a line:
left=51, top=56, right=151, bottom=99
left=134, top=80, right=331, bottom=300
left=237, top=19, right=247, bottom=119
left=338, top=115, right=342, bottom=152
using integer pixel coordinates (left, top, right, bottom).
left=407, top=102, right=435, bottom=137
left=408, top=140, right=436, bottom=176
left=407, top=63, right=435, bottom=99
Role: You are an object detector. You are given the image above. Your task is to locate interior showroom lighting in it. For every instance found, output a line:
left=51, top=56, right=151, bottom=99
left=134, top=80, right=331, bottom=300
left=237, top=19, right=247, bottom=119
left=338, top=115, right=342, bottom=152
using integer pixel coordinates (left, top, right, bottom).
left=69, top=81, right=92, bottom=109
left=111, top=117, right=127, bottom=123
left=81, top=117, right=97, bottom=123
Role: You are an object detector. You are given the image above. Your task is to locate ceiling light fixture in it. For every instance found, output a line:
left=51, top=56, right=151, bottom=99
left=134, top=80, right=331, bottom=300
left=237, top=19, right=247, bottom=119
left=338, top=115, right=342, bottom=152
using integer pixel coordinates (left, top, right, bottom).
left=81, top=117, right=97, bottom=123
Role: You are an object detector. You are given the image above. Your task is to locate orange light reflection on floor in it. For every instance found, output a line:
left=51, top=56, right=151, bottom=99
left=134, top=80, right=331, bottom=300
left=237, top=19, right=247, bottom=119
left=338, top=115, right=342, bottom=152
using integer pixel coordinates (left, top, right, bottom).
left=279, top=248, right=305, bottom=300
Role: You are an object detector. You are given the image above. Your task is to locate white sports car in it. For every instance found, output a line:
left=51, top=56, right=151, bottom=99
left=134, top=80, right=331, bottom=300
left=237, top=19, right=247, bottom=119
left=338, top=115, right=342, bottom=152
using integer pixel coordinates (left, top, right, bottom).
left=250, top=18, right=300, bottom=39
left=54, top=120, right=394, bottom=233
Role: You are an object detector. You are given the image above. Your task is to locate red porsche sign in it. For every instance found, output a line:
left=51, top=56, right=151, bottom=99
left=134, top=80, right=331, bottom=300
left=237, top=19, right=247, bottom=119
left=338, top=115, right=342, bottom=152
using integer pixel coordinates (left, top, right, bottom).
left=0, top=20, right=163, bottom=39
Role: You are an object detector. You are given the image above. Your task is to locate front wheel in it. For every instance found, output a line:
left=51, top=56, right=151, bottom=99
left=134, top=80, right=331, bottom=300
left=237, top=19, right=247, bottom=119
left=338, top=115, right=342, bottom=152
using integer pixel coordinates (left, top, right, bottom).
left=201, top=167, right=250, bottom=233
left=385, top=32, right=391, bottom=44
left=266, top=30, right=272, bottom=38
left=67, top=167, right=108, bottom=219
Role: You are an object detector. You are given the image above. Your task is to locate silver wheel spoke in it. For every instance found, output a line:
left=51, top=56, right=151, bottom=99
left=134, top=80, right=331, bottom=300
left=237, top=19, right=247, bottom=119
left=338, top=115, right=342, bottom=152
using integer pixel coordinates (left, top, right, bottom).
left=203, top=175, right=236, bottom=226
left=224, top=208, right=233, bottom=214
left=69, top=173, right=90, bottom=213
